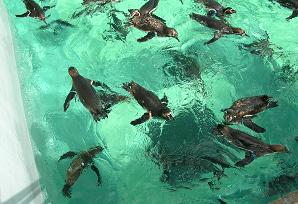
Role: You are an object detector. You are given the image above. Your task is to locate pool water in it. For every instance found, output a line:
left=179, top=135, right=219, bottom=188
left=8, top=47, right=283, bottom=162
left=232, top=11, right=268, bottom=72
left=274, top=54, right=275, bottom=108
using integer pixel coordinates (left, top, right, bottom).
left=3, top=0, right=298, bottom=203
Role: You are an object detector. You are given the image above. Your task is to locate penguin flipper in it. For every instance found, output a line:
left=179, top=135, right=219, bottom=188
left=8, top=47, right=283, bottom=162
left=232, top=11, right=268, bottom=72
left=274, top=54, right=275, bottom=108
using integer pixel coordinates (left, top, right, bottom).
left=139, top=0, right=159, bottom=15
left=242, top=118, right=265, bottom=133
left=64, top=88, right=76, bottom=112
left=205, top=31, right=223, bottom=45
left=152, top=14, right=166, bottom=22
left=235, top=151, right=255, bottom=167
left=130, top=112, right=151, bottom=125
left=137, top=32, right=156, bottom=42
left=286, top=9, right=298, bottom=20
left=91, top=164, right=101, bottom=186
left=16, top=11, right=30, bottom=18
left=59, top=151, right=77, bottom=161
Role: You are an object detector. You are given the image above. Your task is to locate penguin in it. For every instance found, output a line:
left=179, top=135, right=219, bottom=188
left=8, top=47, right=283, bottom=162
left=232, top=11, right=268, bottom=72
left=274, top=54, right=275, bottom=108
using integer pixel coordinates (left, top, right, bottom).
left=122, top=81, right=173, bottom=125
left=59, top=146, right=104, bottom=198
left=16, top=0, right=54, bottom=22
left=64, top=67, right=127, bottom=122
left=269, top=0, right=298, bottom=20
left=196, top=0, right=236, bottom=19
left=215, top=124, right=288, bottom=167
left=222, top=95, right=278, bottom=133
left=190, top=13, right=247, bottom=44
left=127, top=0, right=179, bottom=42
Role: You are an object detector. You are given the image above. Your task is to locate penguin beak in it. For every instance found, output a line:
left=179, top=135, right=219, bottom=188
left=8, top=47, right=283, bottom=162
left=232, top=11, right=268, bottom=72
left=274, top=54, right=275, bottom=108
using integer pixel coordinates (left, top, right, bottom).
left=174, top=36, right=180, bottom=42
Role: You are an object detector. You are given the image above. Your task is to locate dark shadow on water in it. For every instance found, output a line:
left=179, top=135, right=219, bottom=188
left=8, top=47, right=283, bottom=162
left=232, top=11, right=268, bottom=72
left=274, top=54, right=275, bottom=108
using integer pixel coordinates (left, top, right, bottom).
left=146, top=102, right=240, bottom=188
left=3, top=180, right=41, bottom=204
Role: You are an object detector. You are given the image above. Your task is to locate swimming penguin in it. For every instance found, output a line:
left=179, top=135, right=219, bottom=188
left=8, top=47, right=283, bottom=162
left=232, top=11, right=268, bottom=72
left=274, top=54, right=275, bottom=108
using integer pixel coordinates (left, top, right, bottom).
left=196, top=0, right=236, bottom=19
left=59, top=146, right=104, bottom=198
left=64, top=67, right=127, bottom=122
left=127, top=0, right=179, bottom=42
left=190, top=13, right=247, bottom=44
left=222, top=95, right=278, bottom=133
left=16, top=0, right=54, bottom=22
left=270, top=0, right=298, bottom=20
left=215, top=124, right=288, bottom=167
left=122, top=81, right=173, bottom=125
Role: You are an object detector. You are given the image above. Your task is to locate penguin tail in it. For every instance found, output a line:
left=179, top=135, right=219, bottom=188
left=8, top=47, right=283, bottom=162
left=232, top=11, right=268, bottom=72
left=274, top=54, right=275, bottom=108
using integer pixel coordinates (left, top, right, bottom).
left=122, top=82, right=132, bottom=92
left=267, top=100, right=278, bottom=109
left=286, top=9, right=298, bottom=20
left=62, top=184, right=72, bottom=198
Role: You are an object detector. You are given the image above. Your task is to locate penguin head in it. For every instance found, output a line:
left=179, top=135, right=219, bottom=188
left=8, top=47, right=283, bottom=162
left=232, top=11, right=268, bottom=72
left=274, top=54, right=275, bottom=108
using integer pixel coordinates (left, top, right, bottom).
left=214, top=124, right=229, bottom=135
left=270, top=145, right=289, bottom=153
left=223, top=110, right=237, bottom=122
left=215, top=124, right=225, bottom=132
left=166, top=28, right=179, bottom=42
left=160, top=106, right=173, bottom=121
left=223, top=7, right=236, bottom=15
left=232, top=28, right=247, bottom=36
left=68, top=67, right=79, bottom=77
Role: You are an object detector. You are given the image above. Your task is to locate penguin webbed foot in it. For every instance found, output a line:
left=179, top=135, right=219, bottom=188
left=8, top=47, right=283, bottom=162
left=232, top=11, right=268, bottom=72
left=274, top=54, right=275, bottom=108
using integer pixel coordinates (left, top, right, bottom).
left=62, top=184, right=72, bottom=198
left=91, top=80, right=112, bottom=92
left=137, top=32, right=156, bottom=42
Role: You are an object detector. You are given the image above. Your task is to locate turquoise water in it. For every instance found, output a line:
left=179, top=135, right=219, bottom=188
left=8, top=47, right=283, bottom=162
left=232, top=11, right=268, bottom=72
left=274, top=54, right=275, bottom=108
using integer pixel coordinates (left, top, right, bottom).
left=3, top=0, right=298, bottom=203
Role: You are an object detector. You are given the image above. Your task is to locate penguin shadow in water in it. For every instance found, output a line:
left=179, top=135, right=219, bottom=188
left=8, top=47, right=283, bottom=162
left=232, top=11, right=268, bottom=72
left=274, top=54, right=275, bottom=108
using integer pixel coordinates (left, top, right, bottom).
left=278, top=64, right=298, bottom=85
left=238, top=31, right=283, bottom=59
left=160, top=49, right=207, bottom=95
left=145, top=103, right=239, bottom=189
left=71, top=0, right=119, bottom=19
left=102, top=9, right=130, bottom=42
left=264, top=171, right=298, bottom=197
left=39, top=19, right=75, bottom=35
